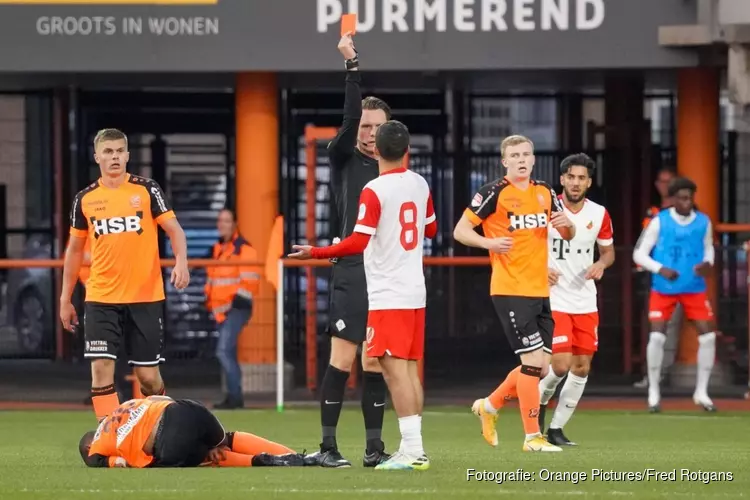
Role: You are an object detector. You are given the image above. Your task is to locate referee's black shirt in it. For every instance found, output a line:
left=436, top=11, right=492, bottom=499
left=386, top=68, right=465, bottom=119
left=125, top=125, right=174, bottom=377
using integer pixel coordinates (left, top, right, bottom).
left=327, top=71, right=379, bottom=268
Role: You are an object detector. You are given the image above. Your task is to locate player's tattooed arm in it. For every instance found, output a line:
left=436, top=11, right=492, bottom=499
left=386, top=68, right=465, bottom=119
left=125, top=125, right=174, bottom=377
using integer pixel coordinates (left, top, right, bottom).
left=586, top=244, right=615, bottom=280
left=548, top=186, right=575, bottom=240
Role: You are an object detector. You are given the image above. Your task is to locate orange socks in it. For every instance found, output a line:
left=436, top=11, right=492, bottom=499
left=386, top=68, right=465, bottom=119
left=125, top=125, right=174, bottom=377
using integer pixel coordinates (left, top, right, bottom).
left=218, top=451, right=253, bottom=467
left=229, top=431, right=295, bottom=455
left=517, top=365, right=543, bottom=436
left=487, top=366, right=520, bottom=409
left=91, top=384, right=120, bottom=421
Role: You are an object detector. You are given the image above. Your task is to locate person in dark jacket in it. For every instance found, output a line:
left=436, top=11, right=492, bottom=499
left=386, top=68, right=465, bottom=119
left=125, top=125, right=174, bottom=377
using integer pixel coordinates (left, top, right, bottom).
left=306, top=32, right=391, bottom=469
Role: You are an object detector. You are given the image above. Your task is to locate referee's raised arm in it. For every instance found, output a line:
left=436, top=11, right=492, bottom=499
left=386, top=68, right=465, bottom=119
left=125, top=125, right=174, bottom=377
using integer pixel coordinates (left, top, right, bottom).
left=328, top=32, right=361, bottom=167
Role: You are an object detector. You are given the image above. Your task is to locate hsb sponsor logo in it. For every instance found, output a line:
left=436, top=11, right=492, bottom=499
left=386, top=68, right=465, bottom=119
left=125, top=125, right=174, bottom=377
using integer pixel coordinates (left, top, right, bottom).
left=509, top=212, right=548, bottom=230
left=90, top=213, right=143, bottom=237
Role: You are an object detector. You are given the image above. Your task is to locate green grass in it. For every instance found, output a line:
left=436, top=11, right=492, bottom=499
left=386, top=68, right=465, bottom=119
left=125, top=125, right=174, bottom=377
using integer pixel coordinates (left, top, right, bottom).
left=0, top=405, right=747, bottom=499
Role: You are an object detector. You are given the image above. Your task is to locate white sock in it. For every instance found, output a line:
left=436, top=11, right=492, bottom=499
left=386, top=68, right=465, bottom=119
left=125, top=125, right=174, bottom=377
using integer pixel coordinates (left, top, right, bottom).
left=550, top=373, right=587, bottom=430
left=539, top=367, right=564, bottom=405
left=484, top=398, right=498, bottom=414
left=398, top=415, right=423, bottom=456
left=647, top=331, right=667, bottom=406
left=695, top=332, right=716, bottom=401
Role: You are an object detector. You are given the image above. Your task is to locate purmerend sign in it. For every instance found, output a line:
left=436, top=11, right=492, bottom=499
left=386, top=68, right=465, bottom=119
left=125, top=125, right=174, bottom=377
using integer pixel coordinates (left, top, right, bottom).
left=0, top=0, right=698, bottom=72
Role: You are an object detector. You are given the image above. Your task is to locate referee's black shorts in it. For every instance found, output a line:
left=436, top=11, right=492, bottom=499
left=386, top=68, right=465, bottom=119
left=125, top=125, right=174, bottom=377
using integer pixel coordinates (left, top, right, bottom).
left=150, top=400, right=226, bottom=468
left=492, top=296, right=553, bottom=355
left=327, top=263, right=368, bottom=344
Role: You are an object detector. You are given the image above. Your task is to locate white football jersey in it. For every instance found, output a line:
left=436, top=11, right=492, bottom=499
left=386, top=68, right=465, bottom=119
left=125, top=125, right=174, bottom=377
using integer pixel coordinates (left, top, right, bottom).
left=354, top=168, right=435, bottom=310
left=548, top=197, right=613, bottom=314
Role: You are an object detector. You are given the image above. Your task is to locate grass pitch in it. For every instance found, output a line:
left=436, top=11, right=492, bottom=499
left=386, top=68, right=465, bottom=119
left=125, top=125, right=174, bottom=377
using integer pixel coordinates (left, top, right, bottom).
left=0, top=404, right=747, bottom=499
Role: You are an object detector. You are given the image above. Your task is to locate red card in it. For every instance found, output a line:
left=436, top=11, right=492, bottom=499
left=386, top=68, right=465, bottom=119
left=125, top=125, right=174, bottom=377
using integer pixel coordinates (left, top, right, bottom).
left=341, top=13, right=357, bottom=36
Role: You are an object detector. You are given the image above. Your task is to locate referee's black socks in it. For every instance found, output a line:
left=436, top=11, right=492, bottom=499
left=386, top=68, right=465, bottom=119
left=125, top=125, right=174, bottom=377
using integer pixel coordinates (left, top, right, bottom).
left=361, top=371, right=386, bottom=453
left=320, top=364, right=349, bottom=451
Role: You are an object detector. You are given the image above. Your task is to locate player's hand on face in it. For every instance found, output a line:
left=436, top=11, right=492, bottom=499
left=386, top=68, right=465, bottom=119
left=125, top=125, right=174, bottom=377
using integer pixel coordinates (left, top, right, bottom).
left=548, top=268, right=561, bottom=286
left=485, top=237, right=513, bottom=254
left=550, top=211, right=573, bottom=229
left=59, top=299, right=78, bottom=333
left=170, top=260, right=190, bottom=290
left=658, top=267, right=679, bottom=281
left=585, top=262, right=606, bottom=281
left=288, top=245, right=313, bottom=260
left=338, top=33, right=357, bottom=60
left=694, top=262, right=712, bottom=277
left=207, top=446, right=228, bottom=465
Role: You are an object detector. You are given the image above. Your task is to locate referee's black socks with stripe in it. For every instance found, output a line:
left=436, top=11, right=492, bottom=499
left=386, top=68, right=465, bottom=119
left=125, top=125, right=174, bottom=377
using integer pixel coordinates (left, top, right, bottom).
left=361, top=371, right=386, bottom=453
left=320, top=364, right=349, bottom=451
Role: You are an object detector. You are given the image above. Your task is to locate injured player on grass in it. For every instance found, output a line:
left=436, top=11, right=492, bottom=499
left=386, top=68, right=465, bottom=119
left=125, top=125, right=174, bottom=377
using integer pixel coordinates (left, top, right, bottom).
left=78, top=396, right=318, bottom=468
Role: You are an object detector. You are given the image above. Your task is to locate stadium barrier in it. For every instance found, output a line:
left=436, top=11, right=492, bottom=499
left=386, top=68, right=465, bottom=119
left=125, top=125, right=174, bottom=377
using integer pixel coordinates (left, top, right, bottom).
left=0, top=241, right=747, bottom=407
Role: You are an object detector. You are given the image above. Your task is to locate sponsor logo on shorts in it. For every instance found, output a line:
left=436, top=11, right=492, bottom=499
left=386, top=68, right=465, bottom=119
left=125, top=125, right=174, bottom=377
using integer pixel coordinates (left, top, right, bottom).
left=520, top=331, right=541, bottom=347
left=552, top=335, right=568, bottom=345
left=366, top=326, right=375, bottom=344
left=335, top=319, right=346, bottom=331
left=648, top=311, right=663, bottom=319
left=86, top=340, right=108, bottom=353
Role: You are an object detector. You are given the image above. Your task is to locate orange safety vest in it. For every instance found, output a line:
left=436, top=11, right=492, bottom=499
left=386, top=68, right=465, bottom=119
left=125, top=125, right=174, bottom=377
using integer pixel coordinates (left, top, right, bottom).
left=204, top=232, right=261, bottom=324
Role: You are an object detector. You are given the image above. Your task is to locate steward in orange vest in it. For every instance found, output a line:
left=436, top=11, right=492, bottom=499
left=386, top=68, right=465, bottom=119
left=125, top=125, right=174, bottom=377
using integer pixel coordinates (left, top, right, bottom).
left=205, top=209, right=261, bottom=409
left=204, top=231, right=261, bottom=324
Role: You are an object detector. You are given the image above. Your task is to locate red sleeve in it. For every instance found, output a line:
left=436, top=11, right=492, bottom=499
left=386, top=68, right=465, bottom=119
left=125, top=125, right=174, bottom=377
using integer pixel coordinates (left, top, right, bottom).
left=597, top=209, right=614, bottom=245
left=353, top=187, right=381, bottom=235
left=425, top=192, right=437, bottom=239
left=310, top=232, right=371, bottom=259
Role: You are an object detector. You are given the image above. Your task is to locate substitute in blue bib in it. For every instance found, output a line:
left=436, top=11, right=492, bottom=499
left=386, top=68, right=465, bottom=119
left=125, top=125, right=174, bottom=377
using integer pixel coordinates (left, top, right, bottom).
left=632, top=177, right=717, bottom=414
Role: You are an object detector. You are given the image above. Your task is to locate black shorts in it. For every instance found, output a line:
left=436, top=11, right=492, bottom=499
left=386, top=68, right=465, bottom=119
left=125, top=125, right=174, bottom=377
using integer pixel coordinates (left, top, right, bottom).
left=327, top=265, right=368, bottom=344
left=151, top=399, right=226, bottom=468
left=492, top=296, right=553, bottom=355
left=84, top=301, right=165, bottom=366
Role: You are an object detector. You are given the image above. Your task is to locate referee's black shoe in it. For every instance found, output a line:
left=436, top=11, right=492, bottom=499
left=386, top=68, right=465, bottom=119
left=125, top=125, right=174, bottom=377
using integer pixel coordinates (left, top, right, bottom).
left=305, top=446, right=352, bottom=468
left=546, top=428, right=577, bottom=446
left=363, top=448, right=390, bottom=467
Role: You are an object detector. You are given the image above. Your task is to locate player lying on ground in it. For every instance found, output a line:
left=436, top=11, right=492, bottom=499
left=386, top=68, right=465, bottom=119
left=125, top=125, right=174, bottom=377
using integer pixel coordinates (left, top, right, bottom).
left=453, top=135, right=575, bottom=452
left=632, top=177, right=717, bottom=413
left=289, top=120, right=437, bottom=470
left=538, top=153, right=615, bottom=446
left=79, top=396, right=316, bottom=468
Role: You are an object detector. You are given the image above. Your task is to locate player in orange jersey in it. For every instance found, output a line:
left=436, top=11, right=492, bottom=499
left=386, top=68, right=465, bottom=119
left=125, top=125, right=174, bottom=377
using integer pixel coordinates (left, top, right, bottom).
left=60, top=128, right=190, bottom=423
left=453, top=135, right=575, bottom=452
left=78, top=396, right=316, bottom=468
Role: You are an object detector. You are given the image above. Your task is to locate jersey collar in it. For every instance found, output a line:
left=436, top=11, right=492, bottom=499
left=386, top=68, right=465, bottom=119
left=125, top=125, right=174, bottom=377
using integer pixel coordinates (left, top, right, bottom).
left=381, top=167, right=407, bottom=176
left=98, top=173, right=130, bottom=189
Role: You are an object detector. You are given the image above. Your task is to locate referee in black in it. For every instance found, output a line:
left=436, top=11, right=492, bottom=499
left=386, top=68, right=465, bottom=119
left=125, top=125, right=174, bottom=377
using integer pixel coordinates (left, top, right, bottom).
left=308, top=32, right=391, bottom=468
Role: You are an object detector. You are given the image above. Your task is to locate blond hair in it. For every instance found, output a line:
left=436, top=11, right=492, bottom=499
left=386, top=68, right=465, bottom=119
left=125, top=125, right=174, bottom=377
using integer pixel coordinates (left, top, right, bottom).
left=500, top=135, right=534, bottom=158
left=94, top=128, right=128, bottom=150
